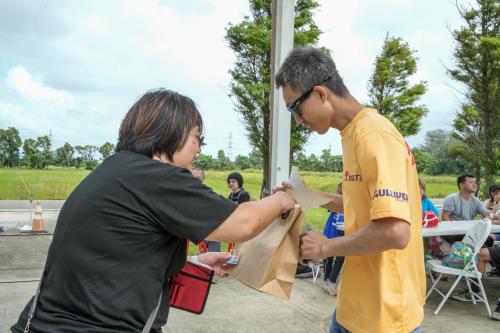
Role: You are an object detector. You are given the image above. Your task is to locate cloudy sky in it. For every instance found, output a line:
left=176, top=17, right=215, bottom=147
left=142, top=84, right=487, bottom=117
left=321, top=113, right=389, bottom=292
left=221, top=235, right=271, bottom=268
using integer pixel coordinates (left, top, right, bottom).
left=0, top=0, right=466, bottom=158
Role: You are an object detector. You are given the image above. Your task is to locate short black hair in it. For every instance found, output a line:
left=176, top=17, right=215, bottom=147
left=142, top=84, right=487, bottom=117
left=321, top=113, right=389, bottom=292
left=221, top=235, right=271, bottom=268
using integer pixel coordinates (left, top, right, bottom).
left=227, top=172, right=243, bottom=188
left=488, top=184, right=500, bottom=202
left=116, top=89, right=203, bottom=161
left=275, top=47, right=349, bottom=97
left=457, top=174, right=475, bottom=189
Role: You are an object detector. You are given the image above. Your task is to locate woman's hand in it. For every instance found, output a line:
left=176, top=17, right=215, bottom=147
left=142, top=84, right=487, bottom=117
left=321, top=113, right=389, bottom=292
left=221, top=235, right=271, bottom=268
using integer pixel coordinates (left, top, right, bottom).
left=273, top=191, right=295, bottom=215
left=197, top=252, right=232, bottom=277
left=271, top=181, right=293, bottom=194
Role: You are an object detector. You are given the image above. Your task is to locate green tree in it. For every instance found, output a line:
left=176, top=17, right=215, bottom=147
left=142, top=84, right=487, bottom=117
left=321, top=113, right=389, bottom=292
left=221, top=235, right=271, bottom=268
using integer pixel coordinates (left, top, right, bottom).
left=22, top=138, right=38, bottom=168
left=194, top=153, right=216, bottom=170
left=56, top=143, right=74, bottom=167
left=226, top=0, right=323, bottom=196
left=248, top=148, right=263, bottom=169
left=36, top=135, right=52, bottom=168
left=448, top=0, right=499, bottom=191
left=418, top=129, right=473, bottom=175
left=216, top=149, right=232, bottom=171
left=99, top=142, right=116, bottom=160
left=75, top=145, right=98, bottom=170
left=367, top=34, right=428, bottom=136
left=234, top=154, right=253, bottom=170
left=412, top=147, right=433, bottom=174
left=0, top=127, right=22, bottom=167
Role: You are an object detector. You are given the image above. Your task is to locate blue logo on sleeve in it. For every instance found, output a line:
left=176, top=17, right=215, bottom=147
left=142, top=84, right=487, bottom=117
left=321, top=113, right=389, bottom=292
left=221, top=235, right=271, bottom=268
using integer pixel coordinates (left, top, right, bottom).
left=373, top=189, right=408, bottom=202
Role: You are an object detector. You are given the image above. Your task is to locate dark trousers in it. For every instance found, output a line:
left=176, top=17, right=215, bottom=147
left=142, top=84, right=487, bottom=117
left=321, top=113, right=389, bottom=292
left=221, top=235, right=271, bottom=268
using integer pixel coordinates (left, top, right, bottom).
left=324, top=256, right=345, bottom=283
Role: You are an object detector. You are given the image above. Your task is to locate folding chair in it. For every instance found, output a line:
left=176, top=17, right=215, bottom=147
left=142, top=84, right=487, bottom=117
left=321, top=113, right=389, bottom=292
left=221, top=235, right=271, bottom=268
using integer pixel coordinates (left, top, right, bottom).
left=426, top=218, right=492, bottom=316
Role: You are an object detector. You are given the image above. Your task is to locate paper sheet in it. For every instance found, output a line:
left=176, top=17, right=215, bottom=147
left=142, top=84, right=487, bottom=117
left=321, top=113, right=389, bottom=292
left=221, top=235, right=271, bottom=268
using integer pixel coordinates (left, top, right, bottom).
left=287, top=166, right=331, bottom=211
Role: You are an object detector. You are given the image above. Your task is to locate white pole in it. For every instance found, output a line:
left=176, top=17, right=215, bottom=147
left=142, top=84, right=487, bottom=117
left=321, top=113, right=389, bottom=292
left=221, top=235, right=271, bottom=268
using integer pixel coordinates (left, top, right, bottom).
left=269, top=0, right=295, bottom=191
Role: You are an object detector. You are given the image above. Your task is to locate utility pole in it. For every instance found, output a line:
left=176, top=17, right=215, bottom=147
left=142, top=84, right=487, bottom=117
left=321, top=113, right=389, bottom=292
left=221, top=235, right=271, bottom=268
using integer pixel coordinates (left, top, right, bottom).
left=227, top=132, right=233, bottom=161
left=269, top=0, right=295, bottom=192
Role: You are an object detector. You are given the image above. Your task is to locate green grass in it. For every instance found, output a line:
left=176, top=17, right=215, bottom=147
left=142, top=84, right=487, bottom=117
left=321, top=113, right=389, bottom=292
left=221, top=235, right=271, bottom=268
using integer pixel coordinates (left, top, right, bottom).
left=0, top=167, right=90, bottom=200
left=0, top=167, right=464, bottom=235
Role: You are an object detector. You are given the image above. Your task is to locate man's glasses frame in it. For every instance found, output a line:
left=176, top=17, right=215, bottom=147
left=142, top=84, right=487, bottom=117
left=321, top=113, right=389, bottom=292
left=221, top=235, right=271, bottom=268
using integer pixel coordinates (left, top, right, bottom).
left=286, top=76, right=332, bottom=118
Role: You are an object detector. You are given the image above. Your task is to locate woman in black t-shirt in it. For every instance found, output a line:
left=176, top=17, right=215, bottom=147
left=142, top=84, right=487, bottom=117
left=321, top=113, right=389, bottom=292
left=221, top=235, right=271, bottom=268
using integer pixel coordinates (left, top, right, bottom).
left=12, top=89, right=294, bottom=333
left=227, top=172, right=251, bottom=204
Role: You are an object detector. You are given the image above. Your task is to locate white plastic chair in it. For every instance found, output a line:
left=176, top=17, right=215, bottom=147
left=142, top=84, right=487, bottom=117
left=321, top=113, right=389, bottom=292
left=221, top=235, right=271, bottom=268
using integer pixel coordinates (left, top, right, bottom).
left=426, top=218, right=492, bottom=316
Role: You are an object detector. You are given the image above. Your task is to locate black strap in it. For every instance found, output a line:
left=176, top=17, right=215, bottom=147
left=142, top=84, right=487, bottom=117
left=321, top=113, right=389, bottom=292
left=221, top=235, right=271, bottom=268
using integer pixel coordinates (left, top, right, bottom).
left=142, top=290, right=163, bottom=333
left=23, top=272, right=44, bottom=333
left=23, top=270, right=164, bottom=333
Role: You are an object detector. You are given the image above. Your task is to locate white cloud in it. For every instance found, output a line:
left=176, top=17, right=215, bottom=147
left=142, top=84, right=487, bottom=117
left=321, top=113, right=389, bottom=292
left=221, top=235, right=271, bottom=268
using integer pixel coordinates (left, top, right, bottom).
left=6, top=66, right=75, bottom=108
left=0, top=0, right=469, bottom=157
left=0, top=101, right=38, bottom=130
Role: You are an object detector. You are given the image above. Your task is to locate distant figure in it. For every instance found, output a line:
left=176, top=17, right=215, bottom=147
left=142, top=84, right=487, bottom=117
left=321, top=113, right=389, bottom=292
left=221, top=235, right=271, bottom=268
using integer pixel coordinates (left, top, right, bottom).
left=192, top=167, right=221, bottom=253
left=227, top=172, right=250, bottom=204
left=227, top=172, right=250, bottom=252
left=419, top=178, right=442, bottom=261
left=322, top=183, right=344, bottom=296
left=441, top=175, right=494, bottom=303
left=484, top=184, right=500, bottom=223
left=191, top=167, right=205, bottom=182
left=441, top=174, right=491, bottom=245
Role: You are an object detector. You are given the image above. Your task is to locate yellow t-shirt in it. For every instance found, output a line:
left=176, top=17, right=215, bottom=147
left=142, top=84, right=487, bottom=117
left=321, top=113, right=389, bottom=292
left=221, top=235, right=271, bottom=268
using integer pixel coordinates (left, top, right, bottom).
left=337, top=108, right=426, bottom=333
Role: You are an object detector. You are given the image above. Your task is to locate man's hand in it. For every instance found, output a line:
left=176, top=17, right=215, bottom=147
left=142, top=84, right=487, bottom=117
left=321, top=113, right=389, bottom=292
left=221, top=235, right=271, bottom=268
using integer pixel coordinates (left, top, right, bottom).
left=299, top=231, right=329, bottom=261
left=197, top=252, right=232, bottom=277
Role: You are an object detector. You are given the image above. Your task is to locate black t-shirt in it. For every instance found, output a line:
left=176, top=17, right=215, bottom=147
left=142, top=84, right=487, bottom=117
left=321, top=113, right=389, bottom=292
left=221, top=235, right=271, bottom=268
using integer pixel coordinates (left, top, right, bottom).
left=12, top=151, right=237, bottom=333
left=228, top=189, right=250, bottom=204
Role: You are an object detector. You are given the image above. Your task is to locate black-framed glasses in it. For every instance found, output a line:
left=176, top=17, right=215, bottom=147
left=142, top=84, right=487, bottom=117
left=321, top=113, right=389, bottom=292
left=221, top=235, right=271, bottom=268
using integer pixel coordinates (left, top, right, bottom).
left=286, top=76, right=332, bottom=118
left=194, top=134, right=205, bottom=147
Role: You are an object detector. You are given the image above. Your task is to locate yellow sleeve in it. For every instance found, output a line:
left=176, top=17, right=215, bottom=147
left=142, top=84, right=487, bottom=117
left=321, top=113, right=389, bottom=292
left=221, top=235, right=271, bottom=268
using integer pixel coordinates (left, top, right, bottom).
left=356, top=131, right=412, bottom=224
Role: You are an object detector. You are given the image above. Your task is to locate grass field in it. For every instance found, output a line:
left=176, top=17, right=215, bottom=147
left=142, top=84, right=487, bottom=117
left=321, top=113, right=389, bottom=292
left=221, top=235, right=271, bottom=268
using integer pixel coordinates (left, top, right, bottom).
left=0, top=167, right=466, bottom=232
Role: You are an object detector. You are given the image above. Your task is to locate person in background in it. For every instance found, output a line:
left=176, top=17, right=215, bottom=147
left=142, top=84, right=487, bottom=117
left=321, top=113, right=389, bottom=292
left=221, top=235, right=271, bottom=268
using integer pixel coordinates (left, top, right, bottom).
left=191, top=167, right=205, bottom=182
left=419, top=178, right=446, bottom=280
left=441, top=174, right=491, bottom=246
left=322, top=182, right=344, bottom=296
left=419, top=178, right=439, bottom=216
left=227, top=172, right=251, bottom=204
left=192, top=168, right=221, bottom=253
left=482, top=184, right=500, bottom=277
left=484, top=184, right=500, bottom=223
left=227, top=172, right=251, bottom=252
left=419, top=178, right=443, bottom=261
left=477, top=245, right=500, bottom=320
left=443, top=176, right=494, bottom=303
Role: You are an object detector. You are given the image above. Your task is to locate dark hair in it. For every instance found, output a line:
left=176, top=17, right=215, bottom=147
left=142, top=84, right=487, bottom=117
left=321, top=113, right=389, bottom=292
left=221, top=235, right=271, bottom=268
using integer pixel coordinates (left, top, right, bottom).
left=116, top=89, right=203, bottom=160
left=227, top=172, right=243, bottom=188
left=275, top=47, right=349, bottom=97
left=488, top=184, right=500, bottom=202
left=457, top=174, right=475, bottom=189
left=418, top=178, right=427, bottom=199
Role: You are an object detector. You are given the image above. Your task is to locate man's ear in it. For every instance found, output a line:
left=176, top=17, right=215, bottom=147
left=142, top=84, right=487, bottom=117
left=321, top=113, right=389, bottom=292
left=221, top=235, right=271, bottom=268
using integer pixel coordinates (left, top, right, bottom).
left=314, top=85, right=329, bottom=102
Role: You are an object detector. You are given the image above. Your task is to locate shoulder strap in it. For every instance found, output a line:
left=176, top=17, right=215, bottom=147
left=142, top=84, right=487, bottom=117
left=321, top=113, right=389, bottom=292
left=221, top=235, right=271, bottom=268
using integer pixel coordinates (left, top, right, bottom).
left=142, top=290, right=163, bottom=333
left=24, top=272, right=44, bottom=333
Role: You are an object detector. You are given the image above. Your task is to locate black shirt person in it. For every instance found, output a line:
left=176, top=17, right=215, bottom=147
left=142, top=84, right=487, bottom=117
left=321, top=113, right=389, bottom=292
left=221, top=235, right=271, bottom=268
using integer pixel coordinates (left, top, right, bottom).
left=11, top=89, right=294, bottom=333
left=227, top=172, right=250, bottom=204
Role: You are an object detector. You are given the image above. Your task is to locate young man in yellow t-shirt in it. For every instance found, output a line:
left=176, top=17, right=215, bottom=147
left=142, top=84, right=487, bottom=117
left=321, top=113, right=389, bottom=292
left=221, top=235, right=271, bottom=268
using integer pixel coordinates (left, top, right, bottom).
left=275, top=47, right=425, bottom=333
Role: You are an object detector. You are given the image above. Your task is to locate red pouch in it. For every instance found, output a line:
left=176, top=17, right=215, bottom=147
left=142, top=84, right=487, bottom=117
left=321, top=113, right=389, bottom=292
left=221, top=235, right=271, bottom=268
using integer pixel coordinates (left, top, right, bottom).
left=422, top=210, right=439, bottom=228
left=169, top=260, right=214, bottom=314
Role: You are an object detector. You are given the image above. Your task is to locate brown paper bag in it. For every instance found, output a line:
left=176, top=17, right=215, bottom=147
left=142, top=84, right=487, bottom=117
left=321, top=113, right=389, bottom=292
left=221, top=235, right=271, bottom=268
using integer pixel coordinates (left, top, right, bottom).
left=230, top=207, right=304, bottom=300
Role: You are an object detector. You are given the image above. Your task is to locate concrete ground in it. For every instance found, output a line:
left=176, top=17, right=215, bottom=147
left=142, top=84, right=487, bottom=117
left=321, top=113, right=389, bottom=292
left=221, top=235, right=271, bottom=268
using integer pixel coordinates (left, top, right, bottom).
left=1, top=207, right=499, bottom=332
